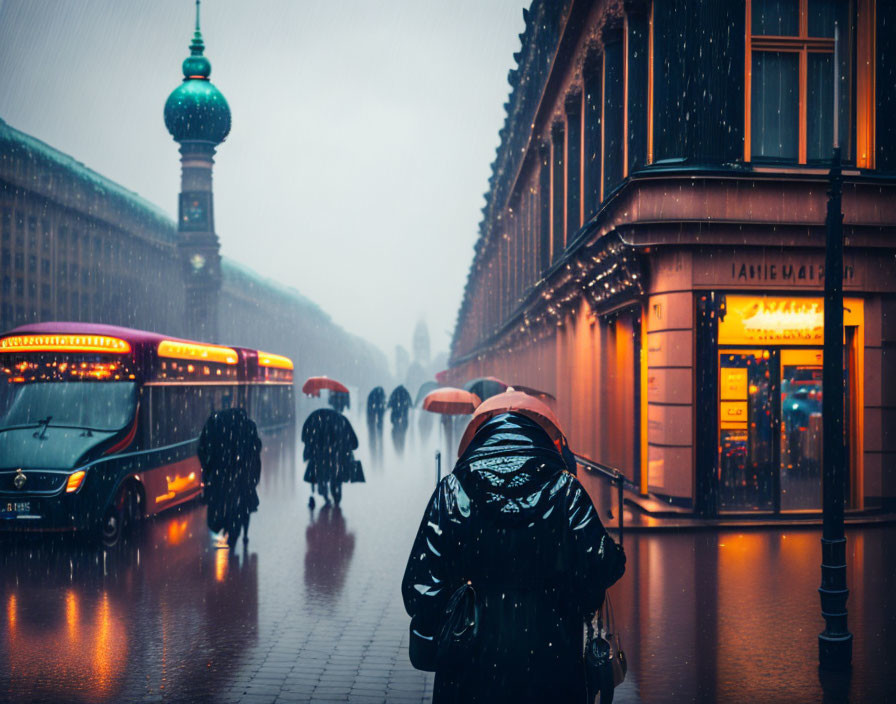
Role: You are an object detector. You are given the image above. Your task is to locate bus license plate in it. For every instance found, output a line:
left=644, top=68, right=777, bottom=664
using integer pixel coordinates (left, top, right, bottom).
left=2, top=501, right=32, bottom=518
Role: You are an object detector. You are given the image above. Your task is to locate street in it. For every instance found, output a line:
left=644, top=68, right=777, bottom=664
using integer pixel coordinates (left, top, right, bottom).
left=1, top=406, right=894, bottom=703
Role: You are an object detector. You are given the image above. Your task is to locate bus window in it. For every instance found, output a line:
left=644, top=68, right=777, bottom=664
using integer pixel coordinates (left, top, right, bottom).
left=0, top=382, right=136, bottom=432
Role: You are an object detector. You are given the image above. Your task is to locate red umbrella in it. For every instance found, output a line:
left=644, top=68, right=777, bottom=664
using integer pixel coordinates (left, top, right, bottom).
left=457, top=389, right=565, bottom=457
left=422, top=387, right=481, bottom=415
left=302, top=376, right=349, bottom=397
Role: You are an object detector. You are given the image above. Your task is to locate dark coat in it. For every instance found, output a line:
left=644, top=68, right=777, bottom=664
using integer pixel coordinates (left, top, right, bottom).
left=367, top=386, right=386, bottom=425
left=402, top=413, right=625, bottom=704
left=388, top=385, right=412, bottom=425
left=198, top=408, right=262, bottom=533
left=301, top=408, right=358, bottom=486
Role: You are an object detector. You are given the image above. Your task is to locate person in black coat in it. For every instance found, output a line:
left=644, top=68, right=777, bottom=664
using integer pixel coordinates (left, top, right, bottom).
left=402, top=412, right=625, bottom=703
left=301, top=408, right=360, bottom=508
left=198, top=408, right=262, bottom=550
left=388, top=385, right=412, bottom=427
left=366, top=386, right=386, bottom=429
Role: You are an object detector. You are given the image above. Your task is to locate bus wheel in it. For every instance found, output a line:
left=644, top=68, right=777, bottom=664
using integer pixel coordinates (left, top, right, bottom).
left=101, top=484, right=140, bottom=547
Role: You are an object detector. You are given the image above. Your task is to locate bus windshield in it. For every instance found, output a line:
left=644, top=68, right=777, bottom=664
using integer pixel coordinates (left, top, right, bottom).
left=0, top=382, right=137, bottom=432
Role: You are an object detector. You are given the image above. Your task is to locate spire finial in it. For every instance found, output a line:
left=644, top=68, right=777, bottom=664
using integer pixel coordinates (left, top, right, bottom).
left=190, top=0, right=205, bottom=56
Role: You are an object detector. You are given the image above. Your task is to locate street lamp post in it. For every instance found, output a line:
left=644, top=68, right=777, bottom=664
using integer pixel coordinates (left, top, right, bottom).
left=818, top=23, right=852, bottom=671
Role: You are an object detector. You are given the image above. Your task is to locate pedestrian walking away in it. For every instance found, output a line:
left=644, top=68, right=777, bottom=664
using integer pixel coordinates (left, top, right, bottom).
left=402, top=411, right=626, bottom=703
left=198, top=407, right=263, bottom=550
left=302, top=407, right=364, bottom=509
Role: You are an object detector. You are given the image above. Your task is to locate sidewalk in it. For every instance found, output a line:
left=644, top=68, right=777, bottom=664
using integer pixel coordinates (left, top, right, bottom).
left=577, top=467, right=896, bottom=532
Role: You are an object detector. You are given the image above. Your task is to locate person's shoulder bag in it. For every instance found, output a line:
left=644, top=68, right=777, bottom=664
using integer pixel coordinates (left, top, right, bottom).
left=584, top=592, right=626, bottom=703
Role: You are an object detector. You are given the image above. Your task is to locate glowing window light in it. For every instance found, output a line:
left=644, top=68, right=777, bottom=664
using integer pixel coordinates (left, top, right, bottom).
left=257, top=351, right=294, bottom=370
left=0, top=334, right=131, bottom=354
left=157, top=340, right=238, bottom=365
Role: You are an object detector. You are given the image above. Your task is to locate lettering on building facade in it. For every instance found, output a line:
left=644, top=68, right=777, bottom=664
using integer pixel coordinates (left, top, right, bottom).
left=730, top=262, right=855, bottom=283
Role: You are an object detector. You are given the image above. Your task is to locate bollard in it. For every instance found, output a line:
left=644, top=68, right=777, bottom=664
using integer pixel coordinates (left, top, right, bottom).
left=435, top=450, right=441, bottom=485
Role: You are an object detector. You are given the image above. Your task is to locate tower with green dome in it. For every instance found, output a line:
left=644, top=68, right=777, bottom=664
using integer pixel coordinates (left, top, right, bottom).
left=164, top=0, right=230, bottom=342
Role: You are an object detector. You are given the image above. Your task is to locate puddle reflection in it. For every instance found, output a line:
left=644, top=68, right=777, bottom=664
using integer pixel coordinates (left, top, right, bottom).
left=0, top=502, right=258, bottom=703
left=304, top=506, right=356, bottom=608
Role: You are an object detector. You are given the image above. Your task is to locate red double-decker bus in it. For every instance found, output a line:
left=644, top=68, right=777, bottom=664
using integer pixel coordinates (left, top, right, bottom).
left=0, top=322, right=294, bottom=544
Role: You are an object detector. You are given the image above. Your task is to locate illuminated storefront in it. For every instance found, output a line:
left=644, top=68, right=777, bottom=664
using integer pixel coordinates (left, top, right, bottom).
left=714, top=295, right=863, bottom=513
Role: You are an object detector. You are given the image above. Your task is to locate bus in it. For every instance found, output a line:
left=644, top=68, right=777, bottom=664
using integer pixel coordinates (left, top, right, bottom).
left=0, top=322, right=294, bottom=544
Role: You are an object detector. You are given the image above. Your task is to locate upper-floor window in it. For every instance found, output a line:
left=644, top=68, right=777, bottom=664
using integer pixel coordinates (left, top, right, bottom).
left=746, top=0, right=848, bottom=164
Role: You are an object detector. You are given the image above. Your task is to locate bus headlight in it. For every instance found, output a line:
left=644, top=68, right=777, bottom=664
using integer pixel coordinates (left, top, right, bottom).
left=66, top=470, right=86, bottom=493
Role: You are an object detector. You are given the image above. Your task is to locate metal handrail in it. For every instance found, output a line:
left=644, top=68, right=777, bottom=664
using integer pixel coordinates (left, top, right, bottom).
left=574, top=453, right=627, bottom=544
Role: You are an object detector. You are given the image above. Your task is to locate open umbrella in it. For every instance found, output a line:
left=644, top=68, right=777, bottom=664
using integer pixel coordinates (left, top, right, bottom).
left=302, top=376, right=349, bottom=397
left=422, top=387, right=481, bottom=415
left=463, top=376, right=508, bottom=402
left=414, top=380, right=440, bottom=407
left=510, top=384, right=556, bottom=404
left=457, top=389, right=564, bottom=457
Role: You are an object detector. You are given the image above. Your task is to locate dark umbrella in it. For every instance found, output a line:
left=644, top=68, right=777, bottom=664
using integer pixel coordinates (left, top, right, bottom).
left=463, top=376, right=508, bottom=402
left=414, top=380, right=440, bottom=407
left=301, top=408, right=358, bottom=452
left=367, top=386, right=386, bottom=414
left=388, top=385, right=412, bottom=424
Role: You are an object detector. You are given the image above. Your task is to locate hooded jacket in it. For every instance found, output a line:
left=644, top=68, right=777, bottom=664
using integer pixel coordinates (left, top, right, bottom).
left=402, top=413, right=625, bottom=703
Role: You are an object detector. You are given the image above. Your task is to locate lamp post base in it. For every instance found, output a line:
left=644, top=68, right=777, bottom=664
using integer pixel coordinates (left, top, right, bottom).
left=819, top=632, right=853, bottom=671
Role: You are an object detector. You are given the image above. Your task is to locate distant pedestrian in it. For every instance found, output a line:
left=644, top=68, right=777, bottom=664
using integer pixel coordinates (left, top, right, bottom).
left=366, top=386, right=386, bottom=429
left=402, top=412, right=625, bottom=703
left=388, top=385, right=412, bottom=427
left=302, top=408, right=363, bottom=508
left=328, top=389, right=350, bottom=414
left=198, top=408, right=263, bottom=550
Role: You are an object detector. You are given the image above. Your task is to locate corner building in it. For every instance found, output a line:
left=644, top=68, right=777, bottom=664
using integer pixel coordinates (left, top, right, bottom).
left=448, top=0, right=896, bottom=517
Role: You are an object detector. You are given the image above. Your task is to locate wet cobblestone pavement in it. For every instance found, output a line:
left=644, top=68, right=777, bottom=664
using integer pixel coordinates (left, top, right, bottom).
left=1, top=407, right=894, bottom=703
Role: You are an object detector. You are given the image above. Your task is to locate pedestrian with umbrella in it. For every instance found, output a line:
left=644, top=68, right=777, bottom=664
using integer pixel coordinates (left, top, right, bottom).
left=462, top=376, right=508, bottom=402
left=402, top=392, right=625, bottom=703
left=388, top=385, right=412, bottom=427
left=422, top=387, right=481, bottom=467
left=198, top=408, right=263, bottom=550
left=301, top=408, right=363, bottom=509
left=367, top=386, right=386, bottom=429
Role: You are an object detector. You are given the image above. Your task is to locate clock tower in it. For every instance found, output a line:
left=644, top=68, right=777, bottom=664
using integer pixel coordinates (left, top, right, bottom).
left=164, top=0, right=231, bottom=341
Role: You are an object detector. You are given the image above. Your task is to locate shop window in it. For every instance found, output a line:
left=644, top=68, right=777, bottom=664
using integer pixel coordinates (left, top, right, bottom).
left=551, top=122, right=565, bottom=262
left=746, top=0, right=849, bottom=164
left=604, top=34, right=625, bottom=195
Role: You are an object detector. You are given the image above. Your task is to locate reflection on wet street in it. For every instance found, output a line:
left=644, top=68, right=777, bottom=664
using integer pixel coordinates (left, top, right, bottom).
left=0, top=405, right=893, bottom=703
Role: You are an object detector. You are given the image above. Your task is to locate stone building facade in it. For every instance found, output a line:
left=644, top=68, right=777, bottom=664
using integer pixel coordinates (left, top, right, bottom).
left=0, top=118, right=388, bottom=389
left=448, top=0, right=896, bottom=516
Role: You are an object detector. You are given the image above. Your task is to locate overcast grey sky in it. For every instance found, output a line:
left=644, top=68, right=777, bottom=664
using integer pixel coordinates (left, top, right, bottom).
left=0, top=0, right=524, bottom=362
